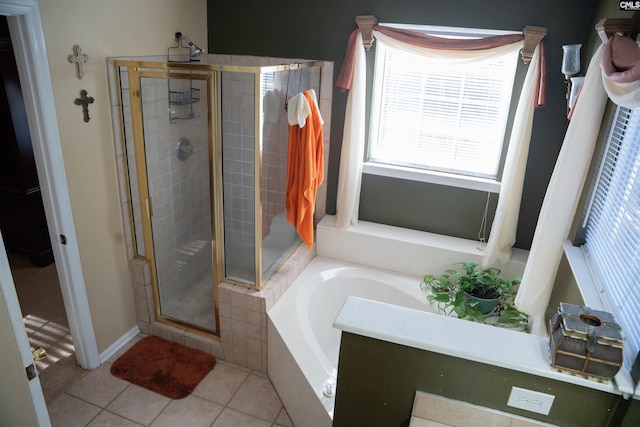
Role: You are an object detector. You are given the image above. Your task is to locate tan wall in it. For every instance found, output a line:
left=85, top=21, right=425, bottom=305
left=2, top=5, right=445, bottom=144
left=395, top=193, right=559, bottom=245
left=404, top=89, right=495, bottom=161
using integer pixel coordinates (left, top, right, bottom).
left=38, top=0, right=207, bottom=353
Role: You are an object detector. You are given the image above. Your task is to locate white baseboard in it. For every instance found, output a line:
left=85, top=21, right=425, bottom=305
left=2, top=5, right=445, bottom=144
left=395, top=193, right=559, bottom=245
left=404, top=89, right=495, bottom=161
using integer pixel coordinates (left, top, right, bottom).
left=99, top=325, right=141, bottom=365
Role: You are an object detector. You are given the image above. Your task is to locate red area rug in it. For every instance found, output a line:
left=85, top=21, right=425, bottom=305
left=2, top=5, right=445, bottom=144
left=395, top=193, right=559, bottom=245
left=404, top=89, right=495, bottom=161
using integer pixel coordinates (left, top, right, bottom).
left=110, top=336, right=216, bottom=399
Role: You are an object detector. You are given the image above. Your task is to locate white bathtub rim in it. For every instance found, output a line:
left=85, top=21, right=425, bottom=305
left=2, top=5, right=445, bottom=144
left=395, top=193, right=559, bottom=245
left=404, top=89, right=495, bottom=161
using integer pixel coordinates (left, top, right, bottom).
left=316, top=215, right=529, bottom=279
left=267, top=320, right=334, bottom=425
left=268, top=258, right=344, bottom=406
left=295, top=262, right=435, bottom=369
left=268, top=256, right=439, bottom=420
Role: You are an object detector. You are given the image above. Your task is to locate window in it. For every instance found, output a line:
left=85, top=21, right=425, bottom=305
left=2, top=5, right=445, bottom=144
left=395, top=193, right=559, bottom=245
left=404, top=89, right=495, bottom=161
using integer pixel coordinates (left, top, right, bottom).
left=366, top=26, right=520, bottom=191
left=582, top=105, right=640, bottom=369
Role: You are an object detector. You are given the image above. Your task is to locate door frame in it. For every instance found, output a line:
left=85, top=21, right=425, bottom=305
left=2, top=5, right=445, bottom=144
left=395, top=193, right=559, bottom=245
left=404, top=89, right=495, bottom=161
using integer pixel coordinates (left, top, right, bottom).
left=1, top=0, right=100, bottom=373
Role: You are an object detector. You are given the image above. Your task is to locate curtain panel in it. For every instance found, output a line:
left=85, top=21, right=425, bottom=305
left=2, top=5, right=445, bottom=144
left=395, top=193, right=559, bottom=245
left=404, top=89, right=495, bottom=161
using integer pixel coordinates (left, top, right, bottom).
left=334, top=25, right=545, bottom=269
left=336, top=31, right=367, bottom=229
left=515, top=45, right=608, bottom=316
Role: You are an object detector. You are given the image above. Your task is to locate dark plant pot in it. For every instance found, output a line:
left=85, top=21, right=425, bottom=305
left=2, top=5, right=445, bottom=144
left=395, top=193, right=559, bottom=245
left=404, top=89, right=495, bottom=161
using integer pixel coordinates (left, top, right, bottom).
left=463, top=290, right=500, bottom=314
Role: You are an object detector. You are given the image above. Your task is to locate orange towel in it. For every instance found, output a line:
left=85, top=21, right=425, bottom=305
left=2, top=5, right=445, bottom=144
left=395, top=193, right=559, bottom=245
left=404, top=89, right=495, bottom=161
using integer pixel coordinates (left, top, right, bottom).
left=286, top=91, right=324, bottom=248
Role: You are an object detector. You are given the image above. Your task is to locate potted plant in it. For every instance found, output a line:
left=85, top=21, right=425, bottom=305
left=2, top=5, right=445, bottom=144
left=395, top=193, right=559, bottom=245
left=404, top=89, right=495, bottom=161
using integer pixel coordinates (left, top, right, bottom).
left=420, top=262, right=529, bottom=329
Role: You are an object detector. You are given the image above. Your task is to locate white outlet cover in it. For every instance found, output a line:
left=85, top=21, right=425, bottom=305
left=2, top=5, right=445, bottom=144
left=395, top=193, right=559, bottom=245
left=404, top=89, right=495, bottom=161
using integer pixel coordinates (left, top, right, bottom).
left=507, top=386, right=555, bottom=416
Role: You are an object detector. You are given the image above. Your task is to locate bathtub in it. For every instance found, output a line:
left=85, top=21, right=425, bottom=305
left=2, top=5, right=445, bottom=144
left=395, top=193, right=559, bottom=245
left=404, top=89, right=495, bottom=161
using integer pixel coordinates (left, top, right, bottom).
left=268, top=257, right=438, bottom=426
left=267, top=216, right=529, bottom=426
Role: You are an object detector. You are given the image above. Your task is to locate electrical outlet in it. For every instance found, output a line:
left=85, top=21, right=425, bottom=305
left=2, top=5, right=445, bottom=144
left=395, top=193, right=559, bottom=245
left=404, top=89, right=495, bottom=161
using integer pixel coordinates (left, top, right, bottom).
left=507, top=386, right=555, bottom=415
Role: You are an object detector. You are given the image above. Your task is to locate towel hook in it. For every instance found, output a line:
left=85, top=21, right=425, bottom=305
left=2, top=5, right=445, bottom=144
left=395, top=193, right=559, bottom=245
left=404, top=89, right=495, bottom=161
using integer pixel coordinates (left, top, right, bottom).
left=297, top=64, right=303, bottom=93
left=285, top=66, right=291, bottom=112
left=284, top=63, right=303, bottom=112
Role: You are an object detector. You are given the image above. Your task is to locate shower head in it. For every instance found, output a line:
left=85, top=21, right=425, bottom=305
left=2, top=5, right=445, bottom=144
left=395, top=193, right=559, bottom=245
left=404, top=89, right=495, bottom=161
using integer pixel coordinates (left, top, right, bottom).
left=191, top=45, right=204, bottom=57
left=175, top=32, right=203, bottom=59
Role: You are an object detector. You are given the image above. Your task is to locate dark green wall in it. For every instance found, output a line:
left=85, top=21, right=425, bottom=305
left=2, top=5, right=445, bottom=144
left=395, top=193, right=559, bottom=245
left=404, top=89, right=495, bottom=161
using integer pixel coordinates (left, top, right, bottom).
left=333, top=332, right=629, bottom=427
left=622, top=399, right=640, bottom=427
left=208, top=0, right=597, bottom=248
left=359, top=175, right=499, bottom=238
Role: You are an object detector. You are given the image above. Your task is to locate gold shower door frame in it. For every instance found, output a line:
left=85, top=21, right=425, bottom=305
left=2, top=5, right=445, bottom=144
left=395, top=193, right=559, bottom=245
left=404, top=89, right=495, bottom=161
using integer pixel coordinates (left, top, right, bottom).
left=124, top=63, right=224, bottom=337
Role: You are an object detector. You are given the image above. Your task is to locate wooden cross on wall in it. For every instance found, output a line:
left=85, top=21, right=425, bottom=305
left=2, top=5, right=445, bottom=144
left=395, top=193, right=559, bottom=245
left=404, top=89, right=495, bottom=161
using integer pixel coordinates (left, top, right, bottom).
left=74, top=90, right=94, bottom=123
left=68, top=45, right=89, bottom=79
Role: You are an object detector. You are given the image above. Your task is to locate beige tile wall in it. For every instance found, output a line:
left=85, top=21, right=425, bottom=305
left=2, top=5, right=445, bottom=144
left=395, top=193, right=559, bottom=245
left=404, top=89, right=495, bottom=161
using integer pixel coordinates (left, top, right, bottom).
left=217, top=243, right=315, bottom=371
left=221, top=71, right=257, bottom=283
left=117, top=65, right=211, bottom=303
left=129, top=241, right=314, bottom=372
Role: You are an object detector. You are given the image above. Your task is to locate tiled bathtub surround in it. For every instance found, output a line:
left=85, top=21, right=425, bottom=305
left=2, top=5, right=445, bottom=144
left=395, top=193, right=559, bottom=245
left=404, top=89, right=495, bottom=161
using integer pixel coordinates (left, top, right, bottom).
left=217, top=243, right=315, bottom=371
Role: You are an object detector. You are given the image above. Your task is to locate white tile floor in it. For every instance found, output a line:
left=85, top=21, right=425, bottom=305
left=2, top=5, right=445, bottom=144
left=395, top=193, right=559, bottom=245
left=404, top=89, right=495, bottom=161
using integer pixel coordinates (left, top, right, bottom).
left=7, top=251, right=290, bottom=426
left=48, top=334, right=293, bottom=427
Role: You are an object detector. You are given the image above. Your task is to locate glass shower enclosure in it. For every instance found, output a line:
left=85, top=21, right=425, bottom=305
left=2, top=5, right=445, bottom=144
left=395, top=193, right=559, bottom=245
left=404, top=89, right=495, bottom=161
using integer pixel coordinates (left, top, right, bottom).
left=113, top=56, right=323, bottom=336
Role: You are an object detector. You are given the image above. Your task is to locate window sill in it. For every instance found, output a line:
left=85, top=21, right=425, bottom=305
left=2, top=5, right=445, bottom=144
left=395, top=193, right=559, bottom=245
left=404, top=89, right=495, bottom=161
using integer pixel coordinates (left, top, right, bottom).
left=362, top=162, right=501, bottom=193
left=562, top=240, right=638, bottom=399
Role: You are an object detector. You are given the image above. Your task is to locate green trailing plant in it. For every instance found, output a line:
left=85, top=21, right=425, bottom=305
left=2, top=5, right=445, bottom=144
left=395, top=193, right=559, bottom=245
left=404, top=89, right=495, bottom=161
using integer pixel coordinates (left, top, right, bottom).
left=420, top=262, right=529, bottom=330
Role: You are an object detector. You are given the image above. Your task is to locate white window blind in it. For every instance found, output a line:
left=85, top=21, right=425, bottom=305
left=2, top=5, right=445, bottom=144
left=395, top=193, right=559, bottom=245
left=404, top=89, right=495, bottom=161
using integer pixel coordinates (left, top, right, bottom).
left=368, top=38, right=519, bottom=180
left=583, top=105, right=640, bottom=369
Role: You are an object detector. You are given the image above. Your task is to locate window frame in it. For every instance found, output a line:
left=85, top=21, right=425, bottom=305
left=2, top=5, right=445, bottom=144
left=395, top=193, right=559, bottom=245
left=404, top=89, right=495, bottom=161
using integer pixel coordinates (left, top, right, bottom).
left=363, top=24, right=523, bottom=194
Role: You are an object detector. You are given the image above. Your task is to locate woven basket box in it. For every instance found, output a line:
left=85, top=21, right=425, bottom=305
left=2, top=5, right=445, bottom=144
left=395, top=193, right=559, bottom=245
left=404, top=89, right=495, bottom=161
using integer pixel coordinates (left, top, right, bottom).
left=549, top=303, right=623, bottom=382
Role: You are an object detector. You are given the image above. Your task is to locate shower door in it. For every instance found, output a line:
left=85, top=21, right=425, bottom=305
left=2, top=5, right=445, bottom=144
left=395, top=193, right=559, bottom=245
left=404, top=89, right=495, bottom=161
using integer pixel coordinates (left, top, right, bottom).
left=129, top=68, right=219, bottom=334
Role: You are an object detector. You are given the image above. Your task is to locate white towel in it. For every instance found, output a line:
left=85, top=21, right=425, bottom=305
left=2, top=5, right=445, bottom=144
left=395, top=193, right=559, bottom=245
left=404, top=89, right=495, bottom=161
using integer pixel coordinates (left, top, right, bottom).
left=287, top=89, right=323, bottom=128
left=287, top=92, right=312, bottom=128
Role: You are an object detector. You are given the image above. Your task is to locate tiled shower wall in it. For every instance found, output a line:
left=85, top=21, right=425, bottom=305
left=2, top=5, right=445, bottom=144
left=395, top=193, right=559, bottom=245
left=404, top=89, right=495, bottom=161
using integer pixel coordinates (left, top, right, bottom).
left=222, top=66, right=323, bottom=284
left=221, top=71, right=257, bottom=284
left=261, top=67, right=321, bottom=252
left=119, top=67, right=212, bottom=307
left=108, top=56, right=333, bottom=372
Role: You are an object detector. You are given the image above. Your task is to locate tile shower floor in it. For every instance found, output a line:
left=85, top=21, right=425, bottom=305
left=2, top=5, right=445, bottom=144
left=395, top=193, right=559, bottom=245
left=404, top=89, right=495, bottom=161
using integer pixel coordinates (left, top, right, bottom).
left=162, top=276, right=217, bottom=332
left=47, top=334, right=293, bottom=427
